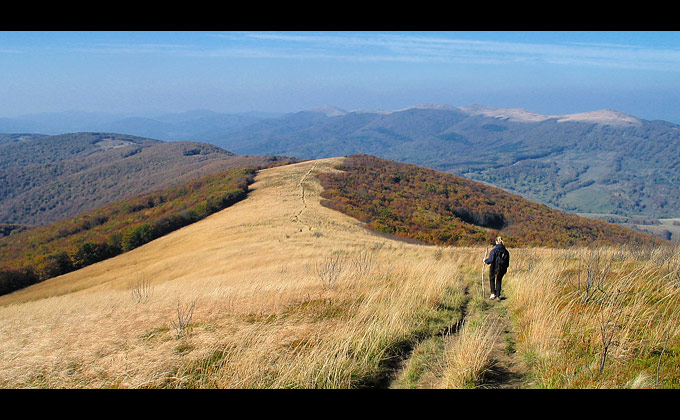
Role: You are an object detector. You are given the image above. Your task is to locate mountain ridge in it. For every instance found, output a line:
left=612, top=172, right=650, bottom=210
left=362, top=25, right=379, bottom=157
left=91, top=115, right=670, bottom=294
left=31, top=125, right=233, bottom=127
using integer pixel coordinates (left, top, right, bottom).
left=308, top=104, right=644, bottom=126
left=0, top=156, right=661, bottom=303
left=208, top=104, right=680, bottom=221
left=0, top=132, right=295, bottom=226
left=3, top=103, right=678, bottom=221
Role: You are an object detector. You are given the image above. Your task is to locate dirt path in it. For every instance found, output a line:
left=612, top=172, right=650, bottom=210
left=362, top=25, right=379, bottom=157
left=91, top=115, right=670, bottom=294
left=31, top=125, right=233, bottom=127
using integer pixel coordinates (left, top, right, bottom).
left=292, top=163, right=316, bottom=229
left=378, top=279, right=530, bottom=389
left=290, top=161, right=530, bottom=390
left=374, top=287, right=471, bottom=389
left=476, top=298, right=530, bottom=389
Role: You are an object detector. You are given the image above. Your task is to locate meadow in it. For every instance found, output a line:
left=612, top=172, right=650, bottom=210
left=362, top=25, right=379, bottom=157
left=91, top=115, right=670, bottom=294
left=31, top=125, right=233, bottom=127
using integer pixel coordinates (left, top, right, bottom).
left=1, top=158, right=678, bottom=388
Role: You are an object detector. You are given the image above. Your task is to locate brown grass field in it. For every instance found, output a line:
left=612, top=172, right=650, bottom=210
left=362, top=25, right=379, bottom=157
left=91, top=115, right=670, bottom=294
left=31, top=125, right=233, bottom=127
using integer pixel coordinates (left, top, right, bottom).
left=1, top=158, right=679, bottom=388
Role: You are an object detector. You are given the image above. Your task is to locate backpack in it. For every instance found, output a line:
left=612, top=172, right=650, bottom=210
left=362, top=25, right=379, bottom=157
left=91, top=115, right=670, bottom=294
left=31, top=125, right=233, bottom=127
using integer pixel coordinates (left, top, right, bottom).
left=495, top=246, right=510, bottom=273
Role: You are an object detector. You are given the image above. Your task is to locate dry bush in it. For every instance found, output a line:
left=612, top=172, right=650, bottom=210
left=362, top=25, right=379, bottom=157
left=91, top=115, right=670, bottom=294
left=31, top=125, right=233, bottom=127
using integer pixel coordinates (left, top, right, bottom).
left=350, top=246, right=379, bottom=277
left=315, top=253, right=347, bottom=291
left=170, top=299, right=196, bottom=338
left=129, top=276, right=153, bottom=304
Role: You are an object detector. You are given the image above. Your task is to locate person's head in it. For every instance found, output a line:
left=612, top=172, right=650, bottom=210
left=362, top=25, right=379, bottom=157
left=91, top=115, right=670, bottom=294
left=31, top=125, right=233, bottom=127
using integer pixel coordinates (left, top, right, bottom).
left=495, top=236, right=504, bottom=245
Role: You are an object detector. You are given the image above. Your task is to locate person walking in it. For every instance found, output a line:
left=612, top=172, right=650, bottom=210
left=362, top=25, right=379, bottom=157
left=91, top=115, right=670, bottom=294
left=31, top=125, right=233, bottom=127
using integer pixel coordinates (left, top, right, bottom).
left=483, top=236, right=510, bottom=300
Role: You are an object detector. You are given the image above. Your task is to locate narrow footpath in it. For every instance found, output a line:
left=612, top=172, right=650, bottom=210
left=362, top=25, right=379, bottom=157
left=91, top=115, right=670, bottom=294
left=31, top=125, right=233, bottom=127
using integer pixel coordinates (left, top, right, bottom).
left=476, top=297, right=530, bottom=388
left=293, top=163, right=530, bottom=389
left=379, top=274, right=530, bottom=389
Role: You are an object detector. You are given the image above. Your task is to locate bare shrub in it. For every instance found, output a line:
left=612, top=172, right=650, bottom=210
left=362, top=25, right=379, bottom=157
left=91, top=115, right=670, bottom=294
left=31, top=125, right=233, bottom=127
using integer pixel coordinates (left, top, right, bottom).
left=577, top=248, right=612, bottom=303
left=624, top=243, right=657, bottom=261
left=129, top=276, right=153, bottom=303
left=596, top=294, right=625, bottom=376
left=434, top=247, right=444, bottom=261
left=655, top=244, right=680, bottom=272
left=315, top=254, right=346, bottom=291
left=171, top=299, right=196, bottom=338
left=351, top=247, right=378, bottom=277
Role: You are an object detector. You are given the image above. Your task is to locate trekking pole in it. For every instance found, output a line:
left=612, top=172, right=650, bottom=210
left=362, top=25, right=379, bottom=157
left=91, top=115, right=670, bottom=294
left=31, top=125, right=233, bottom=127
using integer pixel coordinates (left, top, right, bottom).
left=481, top=247, right=489, bottom=298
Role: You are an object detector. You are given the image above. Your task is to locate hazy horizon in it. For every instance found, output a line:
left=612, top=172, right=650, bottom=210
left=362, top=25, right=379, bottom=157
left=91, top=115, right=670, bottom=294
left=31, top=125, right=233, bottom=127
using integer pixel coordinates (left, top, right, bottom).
left=2, top=31, right=680, bottom=124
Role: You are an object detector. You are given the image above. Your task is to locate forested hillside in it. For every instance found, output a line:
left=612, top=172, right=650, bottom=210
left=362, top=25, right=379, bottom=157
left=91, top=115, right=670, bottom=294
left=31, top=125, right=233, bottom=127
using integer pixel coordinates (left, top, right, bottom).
left=0, top=166, right=261, bottom=296
left=211, top=105, right=680, bottom=219
left=0, top=132, right=293, bottom=226
left=0, top=133, right=46, bottom=146
left=318, top=155, right=662, bottom=248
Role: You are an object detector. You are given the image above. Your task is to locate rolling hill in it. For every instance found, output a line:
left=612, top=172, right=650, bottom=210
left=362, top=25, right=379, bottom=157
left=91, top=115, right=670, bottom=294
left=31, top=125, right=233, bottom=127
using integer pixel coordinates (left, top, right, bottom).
left=1, top=157, right=676, bottom=389
left=0, top=165, right=259, bottom=296
left=1, top=154, right=660, bottom=297
left=318, top=155, right=662, bottom=248
left=0, top=132, right=294, bottom=226
left=207, top=104, right=680, bottom=221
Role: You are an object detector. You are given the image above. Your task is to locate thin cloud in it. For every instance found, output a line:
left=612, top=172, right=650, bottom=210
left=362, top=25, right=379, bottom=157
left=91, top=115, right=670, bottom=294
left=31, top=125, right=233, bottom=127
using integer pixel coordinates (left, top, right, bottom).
left=237, top=32, right=680, bottom=71
left=50, top=32, right=680, bottom=71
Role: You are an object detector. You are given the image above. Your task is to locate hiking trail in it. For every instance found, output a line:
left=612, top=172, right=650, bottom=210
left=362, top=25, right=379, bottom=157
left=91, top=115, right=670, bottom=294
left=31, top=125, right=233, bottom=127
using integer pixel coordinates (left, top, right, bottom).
left=476, top=298, right=530, bottom=389
left=377, top=272, right=530, bottom=389
left=292, top=163, right=316, bottom=230
left=290, top=160, right=530, bottom=389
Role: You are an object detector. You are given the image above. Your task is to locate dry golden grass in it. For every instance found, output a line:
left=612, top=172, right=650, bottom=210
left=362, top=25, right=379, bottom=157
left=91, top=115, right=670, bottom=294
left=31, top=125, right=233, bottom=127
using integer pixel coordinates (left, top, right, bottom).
left=0, top=158, right=478, bottom=388
left=2, top=157, right=678, bottom=389
left=507, top=246, right=680, bottom=388
left=438, top=314, right=503, bottom=388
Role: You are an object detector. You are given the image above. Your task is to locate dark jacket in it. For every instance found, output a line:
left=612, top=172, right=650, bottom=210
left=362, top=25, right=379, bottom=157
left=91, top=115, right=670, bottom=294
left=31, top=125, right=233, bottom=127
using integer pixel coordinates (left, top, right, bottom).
left=484, top=244, right=509, bottom=271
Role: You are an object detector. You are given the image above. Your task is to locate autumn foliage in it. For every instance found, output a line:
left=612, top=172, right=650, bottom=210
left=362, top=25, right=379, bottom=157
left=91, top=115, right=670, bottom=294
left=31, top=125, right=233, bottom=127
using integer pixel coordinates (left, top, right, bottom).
left=0, top=167, right=257, bottom=296
left=317, top=155, right=662, bottom=248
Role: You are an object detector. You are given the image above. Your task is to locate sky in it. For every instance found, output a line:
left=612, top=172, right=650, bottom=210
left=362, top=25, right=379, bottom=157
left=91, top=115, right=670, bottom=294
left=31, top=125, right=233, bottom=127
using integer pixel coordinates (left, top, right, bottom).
left=1, top=31, right=680, bottom=123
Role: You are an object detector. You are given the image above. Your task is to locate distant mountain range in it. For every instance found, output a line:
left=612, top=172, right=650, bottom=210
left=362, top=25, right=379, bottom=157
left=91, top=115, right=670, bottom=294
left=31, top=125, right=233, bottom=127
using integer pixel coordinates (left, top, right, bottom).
left=0, top=110, right=282, bottom=143
left=2, top=104, right=679, bottom=221
left=209, top=104, right=680, bottom=220
left=0, top=132, right=293, bottom=226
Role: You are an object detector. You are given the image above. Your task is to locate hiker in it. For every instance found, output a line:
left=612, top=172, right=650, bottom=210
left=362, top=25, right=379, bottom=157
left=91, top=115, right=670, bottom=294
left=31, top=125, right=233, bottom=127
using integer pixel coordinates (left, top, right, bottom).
left=483, top=236, right=510, bottom=300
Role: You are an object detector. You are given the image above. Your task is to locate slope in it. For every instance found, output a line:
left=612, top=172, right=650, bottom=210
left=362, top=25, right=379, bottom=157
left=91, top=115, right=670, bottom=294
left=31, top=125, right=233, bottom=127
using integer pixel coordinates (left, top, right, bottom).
left=318, top=155, right=662, bottom=248
left=0, top=166, right=259, bottom=296
left=211, top=105, right=680, bottom=219
left=0, top=132, right=290, bottom=226
left=0, top=158, right=677, bottom=390
left=0, top=158, right=482, bottom=389
left=0, top=158, right=363, bottom=305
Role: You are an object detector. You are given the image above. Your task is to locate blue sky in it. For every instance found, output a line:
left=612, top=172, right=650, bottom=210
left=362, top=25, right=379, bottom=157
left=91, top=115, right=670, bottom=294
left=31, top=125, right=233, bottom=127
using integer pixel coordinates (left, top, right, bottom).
left=1, top=31, right=680, bottom=123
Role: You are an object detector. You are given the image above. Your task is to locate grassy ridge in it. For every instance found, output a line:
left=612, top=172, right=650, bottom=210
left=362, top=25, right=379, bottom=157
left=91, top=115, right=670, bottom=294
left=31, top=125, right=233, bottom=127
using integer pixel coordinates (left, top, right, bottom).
left=1, top=158, right=679, bottom=388
left=0, top=167, right=258, bottom=296
left=318, top=154, right=663, bottom=248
